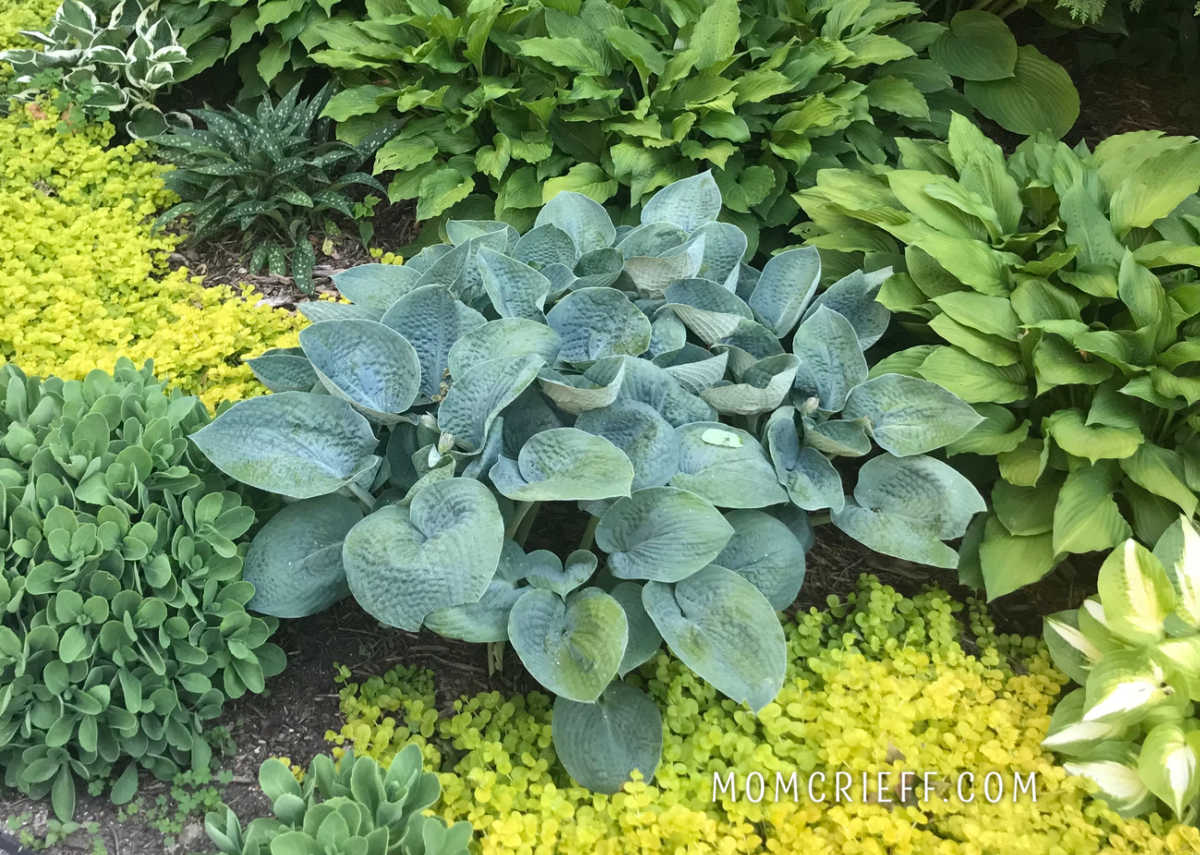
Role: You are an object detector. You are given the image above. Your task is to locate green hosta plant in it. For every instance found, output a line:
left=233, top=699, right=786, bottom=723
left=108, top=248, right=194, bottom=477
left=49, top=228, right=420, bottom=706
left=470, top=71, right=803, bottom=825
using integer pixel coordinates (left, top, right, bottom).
left=1043, top=515, right=1200, bottom=823
left=205, top=747, right=472, bottom=855
left=796, top=115, right=1200, bottom=600
left=0, top=359, right=286, bottom=822
left=0, top=0, right=192, bottom=138
left=190, top=171, right=984, bottom=791
left=152, top=82, right=393, bottom=295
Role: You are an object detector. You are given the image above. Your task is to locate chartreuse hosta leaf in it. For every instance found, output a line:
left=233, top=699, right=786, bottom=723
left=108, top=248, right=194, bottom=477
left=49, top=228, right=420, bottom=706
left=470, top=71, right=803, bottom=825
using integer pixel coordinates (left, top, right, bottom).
left=552, top=681, right=663, bottom=794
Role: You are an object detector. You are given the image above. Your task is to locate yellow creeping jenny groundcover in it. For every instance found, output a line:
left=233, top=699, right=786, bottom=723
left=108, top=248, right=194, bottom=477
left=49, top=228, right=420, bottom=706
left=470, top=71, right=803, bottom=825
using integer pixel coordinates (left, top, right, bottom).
left=0, top=103, right=304, bottom=408
left=326, top=576, right=1200, bottom=855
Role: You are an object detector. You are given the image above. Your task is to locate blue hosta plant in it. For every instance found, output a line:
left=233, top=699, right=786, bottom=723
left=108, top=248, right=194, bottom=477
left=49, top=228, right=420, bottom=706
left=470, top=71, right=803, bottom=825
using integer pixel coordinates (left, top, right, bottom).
left=1043, top=515, right=1200, bottom=824
left=190, top=171, right=985, bottom=791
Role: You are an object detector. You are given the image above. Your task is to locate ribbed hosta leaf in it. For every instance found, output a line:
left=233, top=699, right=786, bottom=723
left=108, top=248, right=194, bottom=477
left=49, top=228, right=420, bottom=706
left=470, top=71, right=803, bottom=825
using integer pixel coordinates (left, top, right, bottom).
left=490, top=428, right=634, bottom=501
left=546, top=287, right=652, bottom=362
left=552, top=682, right=662, bottom=793
left=671, top=423, right=788, bottom=508
left=379, top=285, right=486, bottom=401
left=437, top=354, right=544, bottom=452
left=597, top=487, right=733, bottom=582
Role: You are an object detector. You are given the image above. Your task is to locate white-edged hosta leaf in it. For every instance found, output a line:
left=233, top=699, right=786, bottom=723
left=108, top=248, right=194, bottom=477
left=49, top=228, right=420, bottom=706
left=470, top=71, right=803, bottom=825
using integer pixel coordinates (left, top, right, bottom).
left=610, top=582, right=661, bottom=676
left=437, top=354, right=544, bottom=452
left=552, top=681, right=662, bottom=793
left=446, top=318, right=561, bottom=378
left=1153, top=515, right=1200, bottom=630
left=574, top=400, right=681, bottom=490
left=547, top=287, right=652, bottom=362
left=342, top=477, right=504, bottom=632
left=792, top=306, right=868, bottom=412
left=716, top=510, right=807, bottom=610
left=597, top=487, right=733, bottom=582
left=671, top=423, right=788, bottom=508
left=509, top=587, right=627, bottom=702
left=190, top=393, right=379, bottom=499
left=747, top=246, right=821, bottom=337
left=299, top=319, right=422, bottom=421
left=490, top=427, right=634, bottom=501
left=1097, top=539, right=1175, bottom=646
left=1082, top=650, right=1170, bottom=725
left=332, top=263, right=422, bottom=313
left=843, top=373, right=984, bottom=456
left=1044, top=609, right=1104, bottom=685
left=380, top=285, right=487, bottom=401
left=1042, top=689, right=1127, bottom=754
left=1063, top=755, right=1156, bottom=817
left=534, top=191, right=616, bottom=255
left=1138, top=722, right=1200, bottom=818
left=642, top=565, right=786, bottom=712
left=640, top=170, right=722, bottom=233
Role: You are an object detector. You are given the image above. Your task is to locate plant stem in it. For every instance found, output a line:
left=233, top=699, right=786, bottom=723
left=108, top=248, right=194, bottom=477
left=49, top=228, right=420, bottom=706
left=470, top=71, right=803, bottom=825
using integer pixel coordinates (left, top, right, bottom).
left=487, top=641, right=505, bottom=676
left=505, top=501, right=536, bottom=540
left=514, top=501, right=542, bottom=545
left=347, top=482, right=376, bottom=512
left=808, top=510, right=832, bottom=527
left=579, top=515, right=600, bottom=551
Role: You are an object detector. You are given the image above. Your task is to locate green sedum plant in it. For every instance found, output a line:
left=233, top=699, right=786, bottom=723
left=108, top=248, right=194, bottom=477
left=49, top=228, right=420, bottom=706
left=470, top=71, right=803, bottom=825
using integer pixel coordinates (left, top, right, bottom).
left=0, top=0, right=193, bottom=138
left=1043, top=514, right=1200, bottom=824
left=0, top=359, right=286, bottom=822
left=152, top=82, right=393, bottom=295
left=796, top=115, right=1200, bottom=600
left=190, top=171, right=984, bottom=791
left=205, top=747, right=472, bottom=855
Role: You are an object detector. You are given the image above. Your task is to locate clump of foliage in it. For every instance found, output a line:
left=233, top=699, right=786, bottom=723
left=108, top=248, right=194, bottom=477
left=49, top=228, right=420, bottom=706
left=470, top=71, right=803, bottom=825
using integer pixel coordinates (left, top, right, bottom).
left=0, top=0, right=195, bottom=138
left=153, top=82, right=393, bottom=294
left=797, top=116, right=1200, bottom=600
left=0, top=102, right=307, bottom=408
left=325, top=575, right=1200, bottom=854
left=1044, top=515, right=1200, bottom=823
left=205, top=748, right=472, bottom=855
left=162, top=0, right=1076, bottom=255
left=0, top=359, right=286, bottom=821
left=191, top=171, right=984, bottom=790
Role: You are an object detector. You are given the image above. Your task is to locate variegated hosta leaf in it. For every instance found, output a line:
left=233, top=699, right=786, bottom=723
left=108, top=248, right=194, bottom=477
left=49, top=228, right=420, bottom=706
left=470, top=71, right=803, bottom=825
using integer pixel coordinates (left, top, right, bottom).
left=640, top=169, right=721, bottom=233
left=791, top=306, right=868, bottom=412
left=546, top=287, right=652, bottom=362
left=747, top=246, right=822, bottom=338
left=490, top=427, right=635, bottom=501
left=552, top=681, right=662, bottom=794
left=538, top=359, right=626, bottom=414
left=534, top=191, right=616, bottom=255
left=642, top=565, right=786, bottom=711
left=802, top=268, right=892, bottom=349
left=610, top=581, right=661, bottom=676
left=331, top=263, right=422, bottom=314
left=1153, top=636, right=1200, bottom=701
left=596, top=487, right=734, bottom=582
left=1097, top=540, right=1175, bottom=646
left=423, top=578, right=525, bottom=643
left=765, top=406, right=845, bottom=512
left=379, top=285, right=487, bottom=401
left=523, top=549, right=597, bottom=598
left=1044, top=609, right=1105, bottom=686
left=190, top=392, right=380, bottom=499
left=663, top=278, right=754, bottom=344
left=701, top=354, right=799, bottom=416
left=671, top=423, right=789, bottom=508
left=299, top=319, right=422, bottom=421
left=242, top=495, right=363, bottom=618
left=342, top=477, right=505, bottom=632
left=477, top=246, right=553, bottom=320
left=437, top=354, right=544, bottom=452
left=509, top=587, right=628, bottom=702
left=1082, top=649, right=1176, bottom=726
left=446, top=318, right=562, bottom=378
left=842, top=373, right=984, bottom=456
left=1139, top=721, right=1200, bottom=818
left=574, top=400, right=681, bottom=490
left=1153, top=515, right=1200, bottom=630
left=1063, top=752, right=1157, bottom=817
left=246, top=347, right=317, bottom=393
left=715, top=510, right=807, bottom=610
left=1042, top=689, right=1127, bottom=755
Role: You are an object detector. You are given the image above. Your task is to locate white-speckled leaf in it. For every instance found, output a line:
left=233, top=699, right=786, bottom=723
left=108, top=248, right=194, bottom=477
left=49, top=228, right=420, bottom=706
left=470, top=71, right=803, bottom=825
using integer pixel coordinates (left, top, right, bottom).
left=477, top=246, right=553, bottom=320
left=490, top=427, right=635, bottom=501
left=534, top=191, right=616, bottom=255
left=597, top=487, right=734, bottom=582
left=437, top=354, right=544, bottom=451
left=642, top=565, right=786, bottom=711
left=717, top=510, right=807, bottom=610
left=640, top=171, right=722, bottom=233
left=332, top=263, right=422, bottom=314
left=546, top=287, right=652, bottom=362
left=552, top=682, right=662, bottom=793
left=843, top=373, right=984, bottom=456
left=190, top=392, right=379, bottom=499
left=748, top=246, right=822, bottom=337
left=380, top=285, right=486, bottom=401
left=509, top=587, right=628, bottom=702
left=792, top=306, right=868, bottom=412
left=671, top=423, right=788, bottom=508
left=447, top=318, right=561, bottom=378
left=299, top=319, right=421, bottom=420
left=574, top=400, right=680, bottom=490
left=342, top=477, right=504, bottom=631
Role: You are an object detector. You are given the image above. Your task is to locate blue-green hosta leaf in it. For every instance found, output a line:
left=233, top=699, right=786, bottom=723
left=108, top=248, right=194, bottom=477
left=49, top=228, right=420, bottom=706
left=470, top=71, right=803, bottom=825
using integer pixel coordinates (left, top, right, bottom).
left=748, top=246, right=822, bottom=338
left=573, top=248, right=626, bottom=290
left=477, top=246, right=553, bottom=321
left=702, top=354, right=799, bottom=415
left=509, top=587, right=627, bottom=702
left=682, top=222, right=748, bottom=292
left=534, top=191, right=616, bottom=255
left=843, top=374, right=983, bottom=456
left=719, top=318, right=787, bottom=360
left=610, top=581, right=661, bottom=676
left=616, top=223, right=688, bottom=260
left=538, top=359, right=626, bottom=414
left=342, top=477, right=504, bottom=632
left=546, top=287, right=652, bottom=363
left=437, top=354, right=544, bottom=452
left=447, top=318, right=561, bottom=378
left=243, top=495, right=363, bottom=618
left=716, top=510, right=807, bottom=610
left=299, top=301, right=377, bottom=323
left=1041, top=689, right=1127, bottom=755
left=500, top=387, right=566, bottom=459
left=1153, top=516, right=1200, bottom=630
left=1138, top=722, right=1200, bottom=818
left=802, top=417, right=872, bottom=457
left=766, top=407, right=845, bottom=512
left=623, top=252, right=702, bottom=298
left=597, top=487, right=733, bottom=582
left=853, top=454, right=985, bottom=539
left=656, top=348, right=730, bottom=394
left=643, top=565, right=786, bottom=711
left=552, top=682, right=662, bottom=793
left=832, top=503, right=960, bottom=568
left=664, top=278, right=755, bottom=345
left=514, top=223, right=579, bottom=268
left=299, top=319, right=421, bottom=421
left=649, top=311, right=688, bottom=358
left=524, top=549, right=598, bottom=598
left=424, top=578, right=524, bottom=643
left=190, top=393, right=379, bottom=499
left=574, top=399, right=680, bottom=490
left=246, top=347, right=317, bottom=393
left=1097, top=540, right=1175, bottom=646
left=332, top=264, right=422, bottom=314
left=803, top=268, right=892, bottom=349
left=792, top=306, right=868, bottom=412
left=640, top=170, right=722, bottom=233
left=490, top=428, right=634, bottom=501
left=380, top=285, right=487, bottom=401
left=446, top=220, right=520, bottom=249
left=671, top=423, right=788, bottom=508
